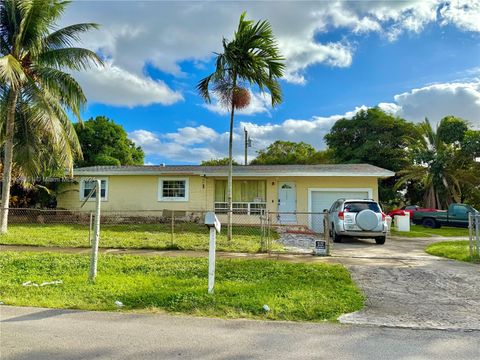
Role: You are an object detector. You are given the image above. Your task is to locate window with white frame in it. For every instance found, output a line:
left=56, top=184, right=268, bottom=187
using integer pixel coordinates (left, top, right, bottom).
left=80, top=178, right=108, bottom=201
left=158, top=178, right=189, bottom=201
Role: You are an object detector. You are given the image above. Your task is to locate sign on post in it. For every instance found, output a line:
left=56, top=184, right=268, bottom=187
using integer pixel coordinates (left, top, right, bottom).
left=314, top=240, right=327, bottom=256
left=204, top=212, right=221, bottom=293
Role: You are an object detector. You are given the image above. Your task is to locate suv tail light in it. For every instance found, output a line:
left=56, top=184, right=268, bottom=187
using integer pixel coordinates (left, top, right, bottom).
left=338, top=211, right=344, bottom=220
left=381, top=212, right=386, bottom=220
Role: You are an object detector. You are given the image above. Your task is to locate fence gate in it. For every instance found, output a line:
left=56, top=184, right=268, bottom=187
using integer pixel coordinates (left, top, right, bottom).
left=264, top=211, right=329, bottom=254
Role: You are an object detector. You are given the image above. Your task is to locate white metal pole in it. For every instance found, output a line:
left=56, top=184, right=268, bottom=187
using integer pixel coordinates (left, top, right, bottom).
left=89, top=179, right=102, bottom=281
left=475, top=214, right=480, bottom=257
left=208, top=226, right=216, bottom=293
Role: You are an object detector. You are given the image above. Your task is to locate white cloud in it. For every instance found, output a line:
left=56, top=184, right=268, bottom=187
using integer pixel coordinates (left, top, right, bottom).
left=202, top=90, right=272, bottom=115
left=75, top=62, right=183, bottom=107
left=128, top=106, right=366, bottom=164
left=129, top=80, right=480, bottom=164
left=381, top=81, right=480, bottom=128
left=63, top=0, right=480, bottom=95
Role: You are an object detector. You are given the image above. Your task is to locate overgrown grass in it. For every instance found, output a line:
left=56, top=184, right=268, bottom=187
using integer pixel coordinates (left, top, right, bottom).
left=0, top=252, right=363, bottom=321
left=391, top=224, right=469, bottom=238
left=425, top=241, right=480, bottom=263
left=0, top=223, right=281, bottom=253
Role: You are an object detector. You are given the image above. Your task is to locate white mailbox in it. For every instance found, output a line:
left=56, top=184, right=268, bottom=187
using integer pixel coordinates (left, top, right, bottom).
left=205, top=212, right=221, bottom=233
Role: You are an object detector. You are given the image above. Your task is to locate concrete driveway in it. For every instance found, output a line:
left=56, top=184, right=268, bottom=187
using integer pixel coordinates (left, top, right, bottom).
left=327, top=236, right=480, bottom=331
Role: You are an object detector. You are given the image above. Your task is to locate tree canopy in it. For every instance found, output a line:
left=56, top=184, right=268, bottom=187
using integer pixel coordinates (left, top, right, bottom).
left=201, top=158, right=239, bottom=166
left=74, top=116, right=144, bottom=167
left=324, top=108, right=418, bottom=172
left=251, top=140, right=332, bottom=165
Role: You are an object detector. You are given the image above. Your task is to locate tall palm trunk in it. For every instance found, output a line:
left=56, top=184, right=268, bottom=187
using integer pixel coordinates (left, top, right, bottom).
left=227, top=86, right=236, bottom=241
left=1, top=89, right=19, bottom=234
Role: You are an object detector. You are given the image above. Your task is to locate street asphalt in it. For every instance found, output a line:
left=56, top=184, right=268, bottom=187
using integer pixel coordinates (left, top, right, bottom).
left=1, top=306, right=479, bottom=360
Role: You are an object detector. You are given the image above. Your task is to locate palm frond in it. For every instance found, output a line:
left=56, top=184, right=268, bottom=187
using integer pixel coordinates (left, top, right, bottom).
left=38, top=47, right=103, bottom=70
left=43, top=22, right=100, bottom=49
left=0, top=54, right=25, bottom=88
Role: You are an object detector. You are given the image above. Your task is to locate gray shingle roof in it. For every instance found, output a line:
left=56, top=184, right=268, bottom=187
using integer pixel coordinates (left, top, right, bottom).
left=73, top=164, right=394, bottom=177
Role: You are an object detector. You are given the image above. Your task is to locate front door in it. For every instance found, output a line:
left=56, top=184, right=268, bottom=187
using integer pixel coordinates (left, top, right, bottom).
left=278, top=182, right=296, bottom=223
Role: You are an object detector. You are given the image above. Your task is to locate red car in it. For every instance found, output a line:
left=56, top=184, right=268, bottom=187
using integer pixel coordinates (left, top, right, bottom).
left=388, top=205, right=438, bottom=219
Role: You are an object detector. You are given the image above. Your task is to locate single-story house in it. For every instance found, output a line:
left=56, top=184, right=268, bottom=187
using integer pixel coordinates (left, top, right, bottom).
left=57, top=164, right=394, bottom=232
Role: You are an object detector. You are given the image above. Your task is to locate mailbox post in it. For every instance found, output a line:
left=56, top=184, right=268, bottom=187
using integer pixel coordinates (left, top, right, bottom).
left=204, top=212, right=221, bottom=294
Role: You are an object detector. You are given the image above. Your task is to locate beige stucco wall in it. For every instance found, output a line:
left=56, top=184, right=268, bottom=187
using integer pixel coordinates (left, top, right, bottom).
left=57, top=174, right=379, bottom=214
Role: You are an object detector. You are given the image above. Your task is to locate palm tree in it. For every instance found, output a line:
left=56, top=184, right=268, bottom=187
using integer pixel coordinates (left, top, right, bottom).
left=396, top=118, right=462, bottom=208
left=197, top=12, right=284, bottom=239
left=0, top=0, right=102, bottom=233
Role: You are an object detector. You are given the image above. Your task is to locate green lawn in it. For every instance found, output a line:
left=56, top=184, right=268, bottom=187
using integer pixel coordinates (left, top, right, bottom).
left=0, top=223, right=281, bottom=253
left=0, top=252, right=363, bottom=321
left=391, top=224, right=469, bottom=238
left=425, top=241, right=480, bottom=263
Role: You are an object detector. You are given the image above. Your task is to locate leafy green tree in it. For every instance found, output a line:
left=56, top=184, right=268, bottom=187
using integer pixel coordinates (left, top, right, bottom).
left=251, top=140, right=332, bottom=165
left=197, top=12, right=284, bottom=239
left=436, top=115, right=469, bottom=144
left=201, top=158, right=239, bottom=166
left=325, top=108, right=417, bottom=172
left=0, top=0, right=102, bottom=232
left=324, top=108, right=418, bottom=205
left=397, top=117, right=479, bottom=209
left=74, top=116, right=144, bottom=167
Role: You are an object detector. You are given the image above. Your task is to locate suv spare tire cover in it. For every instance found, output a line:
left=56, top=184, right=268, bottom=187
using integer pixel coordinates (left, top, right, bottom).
left=356, top=209, right=379, bottom=231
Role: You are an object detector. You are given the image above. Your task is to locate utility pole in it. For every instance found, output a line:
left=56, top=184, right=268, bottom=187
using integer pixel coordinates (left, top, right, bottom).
left=244, top=127, right=252, bottom=165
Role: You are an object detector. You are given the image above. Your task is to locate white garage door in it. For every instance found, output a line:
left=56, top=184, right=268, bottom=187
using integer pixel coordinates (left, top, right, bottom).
left=310, top=190, right=370, bottom=233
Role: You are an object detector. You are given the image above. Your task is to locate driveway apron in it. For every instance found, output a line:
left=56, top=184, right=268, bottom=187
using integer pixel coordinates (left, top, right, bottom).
left=328, top=236, right=480, bottom=331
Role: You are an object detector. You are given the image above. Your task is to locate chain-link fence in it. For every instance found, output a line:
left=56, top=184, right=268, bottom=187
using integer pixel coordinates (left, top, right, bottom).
left=2, top=208, right=329, bottom=254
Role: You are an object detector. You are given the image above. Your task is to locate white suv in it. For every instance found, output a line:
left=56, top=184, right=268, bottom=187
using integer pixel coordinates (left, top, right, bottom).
left=326, top=199, right=387, bottom=245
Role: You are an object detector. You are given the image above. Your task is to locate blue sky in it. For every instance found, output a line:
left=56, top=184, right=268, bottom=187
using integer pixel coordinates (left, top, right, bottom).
left=64, top=1, right=480, bottom=164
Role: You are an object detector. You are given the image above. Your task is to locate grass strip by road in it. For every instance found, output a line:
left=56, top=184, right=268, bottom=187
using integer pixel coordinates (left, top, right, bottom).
left=0, top=252, right=363, bottom=321
left=425, top=241, right=480, bottom=263
left=0, top=223, right=281, bottom=253
left=391, top=225, right=469, bottom=238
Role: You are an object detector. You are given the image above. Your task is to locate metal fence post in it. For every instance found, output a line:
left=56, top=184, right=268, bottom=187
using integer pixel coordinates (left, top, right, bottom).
left=475, top=214, right=480, bottom=258
left=88, top=212, right=93, bottom=246
left=469, top=212, right=474, bottom=258
left=324, top=212, right=331, bottom=256
left=171, top=210, right=175, bottom=248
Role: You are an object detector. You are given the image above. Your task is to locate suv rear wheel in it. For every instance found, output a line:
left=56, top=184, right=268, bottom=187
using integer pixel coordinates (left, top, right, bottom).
left=332, top=225, right=342, bottom=243
left=375, top=236, right=386, bottom=245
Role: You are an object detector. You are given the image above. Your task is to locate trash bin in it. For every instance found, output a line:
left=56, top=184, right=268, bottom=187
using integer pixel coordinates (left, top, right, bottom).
left=395, top=214, right=410, bottom=232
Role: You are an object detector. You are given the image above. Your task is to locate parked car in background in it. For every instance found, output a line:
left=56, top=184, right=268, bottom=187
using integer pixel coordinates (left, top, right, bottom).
left=388, top=205, right=438, bottom=219
left=327, top=199, right=388, bottom=244
left=412, top=203, right=478, bottom=228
